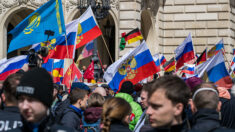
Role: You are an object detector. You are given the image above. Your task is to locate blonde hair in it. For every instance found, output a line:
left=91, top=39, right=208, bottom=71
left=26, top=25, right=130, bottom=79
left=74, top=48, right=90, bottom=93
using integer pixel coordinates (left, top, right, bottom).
left=87, top=93, right=105, bottom=107
left=101, top=97, right=131, bottom=132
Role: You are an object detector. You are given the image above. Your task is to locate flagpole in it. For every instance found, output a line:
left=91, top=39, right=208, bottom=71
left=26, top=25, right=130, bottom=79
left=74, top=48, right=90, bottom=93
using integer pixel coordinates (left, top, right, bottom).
left=97, top=50, right=104, bottom=70
left=64, top=34, right=70, bottom=59
left=101, top=35, right=114, bottom=63
left=222, top=48, right=232, bottom=71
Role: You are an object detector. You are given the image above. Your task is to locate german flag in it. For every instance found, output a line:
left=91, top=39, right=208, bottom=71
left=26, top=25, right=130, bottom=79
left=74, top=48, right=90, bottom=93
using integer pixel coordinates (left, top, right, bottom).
left=163, top=57, right=175, bottom=72
left=125, top=28, right=143, bottom=44
left=196, top=48, right=207, bottom=65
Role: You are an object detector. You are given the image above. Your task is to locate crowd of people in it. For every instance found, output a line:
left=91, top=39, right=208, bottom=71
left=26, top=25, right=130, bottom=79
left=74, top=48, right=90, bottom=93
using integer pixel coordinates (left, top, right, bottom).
left=0, top=66, right=235, bottom=132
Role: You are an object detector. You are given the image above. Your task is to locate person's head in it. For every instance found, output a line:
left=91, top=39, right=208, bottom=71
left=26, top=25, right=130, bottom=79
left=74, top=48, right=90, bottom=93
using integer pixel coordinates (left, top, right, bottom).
left=185, top=76, right=203, bottom=91
left=16, top=68, right=54, bottom=123
left=146, top=75, right=191, bottom=128
left=82, top=66, right=86, bottom=70
left=119, top=81, right=134, bottom=95
left=190, top=82, right=221, bottom=113
left=53, top=83, right=60, bottom=100
left=140, top=83, right=152, bottom=109
left=87, top=93, right=105, bottom=107
left=2, top=73, right=22, bottom=106
left=101, top=97, right=131, bottom=132
left=93, top=87, right=107, bottom=97
left=103, top=64, right=108, bottom=69
left=69, top=88, right=88, bottom=110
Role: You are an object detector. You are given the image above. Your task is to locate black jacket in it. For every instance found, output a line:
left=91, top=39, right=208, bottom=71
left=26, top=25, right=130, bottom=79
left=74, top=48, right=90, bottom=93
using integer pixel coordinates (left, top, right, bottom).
left=109, top=122, right=131, bottom=132
left=140, top=123, right=189, bottom=132
left=60, top=105, right=82, bottom=131
left=189, top=109, right=235, bottom=132
left=0, top=106, right=22, bottom=131
left=9, top=114, right=74, bottom=132
left=220, top=97, right=235, bottom=129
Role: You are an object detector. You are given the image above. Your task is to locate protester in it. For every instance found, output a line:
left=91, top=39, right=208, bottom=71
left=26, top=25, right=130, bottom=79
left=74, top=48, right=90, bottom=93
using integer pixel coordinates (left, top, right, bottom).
left=84, top=93, right=105, bottom=123
left=0, top=74, right=23, bottom=131
left=189, top=82, right=235, bottom=132
left=81, top=93, right=105, bottom=131
left=93, top=87, right=107, bottom=97
left=60, top=88, right=88, bottom=131
left=16, top=68, right=73, bottom=131
left=115, top=81, right=143, bottom=130
left=101, top=97, right=132, bottom=132
left=134, top=83, right=151, bottom=132
left=143, top=75, right=191, bottom=132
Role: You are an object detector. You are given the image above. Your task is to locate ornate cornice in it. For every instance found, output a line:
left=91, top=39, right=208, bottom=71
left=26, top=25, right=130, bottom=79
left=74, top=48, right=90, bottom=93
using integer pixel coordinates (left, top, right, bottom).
left=110, top=0, right=119, bottom=10
left=29, top=0, right=47, bottom=7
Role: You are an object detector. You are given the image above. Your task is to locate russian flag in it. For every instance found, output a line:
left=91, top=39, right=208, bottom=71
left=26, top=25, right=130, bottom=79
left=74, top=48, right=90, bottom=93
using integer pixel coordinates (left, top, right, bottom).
left=104, top=41, right=159, bottom=92
left=159, top=54, right=166, bottom=66
left=207, top=39, right=224, bottom=58
left=41, top=59, right=54, bottom=74
left=0, top=55, right=27, bottom=81
left=152, top=54, right=161, bottom=73
left=182, top=64, right=195, bottom=75
left=196, top=51, right=232, bottom=89
left=52, top=59, right=64, bottom=83
left=76, top=6, right=102, bottom=49
left=175, top=33, right=195, bottom=70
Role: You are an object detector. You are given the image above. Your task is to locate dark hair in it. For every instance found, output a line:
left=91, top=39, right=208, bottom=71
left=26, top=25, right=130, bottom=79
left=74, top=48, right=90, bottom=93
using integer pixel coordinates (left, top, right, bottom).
left=149, top=75, right=191, bottom=108
left=3, top=73, right=22, bottom=104
left=87, top=93, right=105, bottom=107
left=192, top=82, right=219, bottom=110
left=142, top=81, right=154, bottom=93
left=69, top=88, right=88, bottom=104
left=101, top=97, right=131, bottom=132
left=119, top=81, right=134, bottom=94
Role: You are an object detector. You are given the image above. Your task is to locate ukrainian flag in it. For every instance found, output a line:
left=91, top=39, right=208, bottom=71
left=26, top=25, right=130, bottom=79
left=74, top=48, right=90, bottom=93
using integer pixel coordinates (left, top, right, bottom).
left=8, top=0, right=66, bottom=53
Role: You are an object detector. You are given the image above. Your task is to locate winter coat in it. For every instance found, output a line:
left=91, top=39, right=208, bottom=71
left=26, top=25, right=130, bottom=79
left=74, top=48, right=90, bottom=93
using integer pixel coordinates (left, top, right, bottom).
left=189, top=109, right=235, bottom=132
left=10, top=114, right=74, bottom=132
left=140, top=123, right=188, bottom=132
left=115, top=92, right=143, bottom=130
left=84, top=107, right=102, bottom=123
left=220, top=97, right=235, bottom=129
left=54, top=98, right=70, bottom=122
left=0, top=106, right=22, bottom=131
left=109, top=122, right=131, bottom=132
left=60, top=105, right=82, bottom=131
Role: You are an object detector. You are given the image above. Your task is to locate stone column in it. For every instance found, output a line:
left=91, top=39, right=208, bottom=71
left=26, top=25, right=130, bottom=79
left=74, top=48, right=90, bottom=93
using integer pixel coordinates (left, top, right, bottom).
left=119, top=0, right=141, bottom=58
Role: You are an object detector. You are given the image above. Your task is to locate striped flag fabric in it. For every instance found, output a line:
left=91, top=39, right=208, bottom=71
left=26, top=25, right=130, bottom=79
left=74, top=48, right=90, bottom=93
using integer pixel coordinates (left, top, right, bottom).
left=175, top=33, right=195, bottom=70
left=207, top=39, right=224, bottom=58
left=104, top=41, right=159, bottom=92
left=0, top=55, right=27, bottom=80
left=163, top=57, right=175, bottom=72
left=196, top=48, right=207, bottom=65
left=152, top=54, right=161, bottom=73
left=196, top=51, right=232, bottom=89
left=181, top=64, right=195, bottom=75
left=125, top=28, right=143, bottom=44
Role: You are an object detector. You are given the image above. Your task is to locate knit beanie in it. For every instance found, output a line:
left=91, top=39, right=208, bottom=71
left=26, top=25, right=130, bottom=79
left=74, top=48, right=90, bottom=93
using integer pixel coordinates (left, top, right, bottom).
left=119, top=81, right=134, bottom=95
left=16, top=68, right=53, bottom=108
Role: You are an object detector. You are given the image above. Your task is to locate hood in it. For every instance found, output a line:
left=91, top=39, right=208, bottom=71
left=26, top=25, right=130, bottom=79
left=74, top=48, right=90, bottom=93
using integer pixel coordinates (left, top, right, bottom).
left=192, top=109, right=220, bottom=131
left=115, top=92, right=133, bottom=103
left=84, top=107, right=102, bottom=123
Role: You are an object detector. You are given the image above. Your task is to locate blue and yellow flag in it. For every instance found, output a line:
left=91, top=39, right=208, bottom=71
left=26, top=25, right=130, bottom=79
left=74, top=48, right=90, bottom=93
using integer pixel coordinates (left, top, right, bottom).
left=8, top=0, right=66, bottom=53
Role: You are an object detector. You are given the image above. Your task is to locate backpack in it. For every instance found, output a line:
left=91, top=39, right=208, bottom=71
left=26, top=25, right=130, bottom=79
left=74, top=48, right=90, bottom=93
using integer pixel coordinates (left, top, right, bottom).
left=80, top=115, right=101, bottom=132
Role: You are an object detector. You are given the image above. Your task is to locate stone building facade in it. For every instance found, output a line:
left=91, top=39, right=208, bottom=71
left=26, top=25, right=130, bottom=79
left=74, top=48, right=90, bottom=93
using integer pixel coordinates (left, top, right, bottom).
left=0, top=0, right=234, bottom=67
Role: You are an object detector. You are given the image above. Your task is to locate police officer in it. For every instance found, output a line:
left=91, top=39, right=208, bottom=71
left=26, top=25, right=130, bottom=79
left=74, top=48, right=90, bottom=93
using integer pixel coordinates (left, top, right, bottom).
left=15, top=68, right=74, bottom=132
left=0, top=74, right=23, bottom=131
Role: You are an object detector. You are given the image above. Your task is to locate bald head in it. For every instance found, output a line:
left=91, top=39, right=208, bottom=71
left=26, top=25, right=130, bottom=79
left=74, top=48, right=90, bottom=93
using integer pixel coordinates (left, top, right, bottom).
left=93, top=87, right=107, bottom=97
